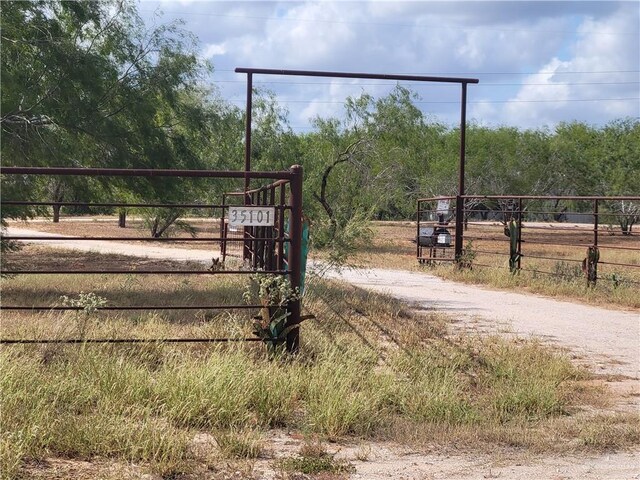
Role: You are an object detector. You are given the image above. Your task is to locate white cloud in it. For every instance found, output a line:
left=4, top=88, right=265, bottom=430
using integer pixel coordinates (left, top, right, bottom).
left=202, top=42, right=227, bottom=58
left=501, top=4, right=639, bottom=128
left=139, top=1, right=639, bottom=130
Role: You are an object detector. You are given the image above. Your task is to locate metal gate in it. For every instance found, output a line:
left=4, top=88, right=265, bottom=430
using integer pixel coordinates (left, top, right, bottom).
left=0, top=165, right=304, bottom=351
left=417, top=195, right=640, bottom=287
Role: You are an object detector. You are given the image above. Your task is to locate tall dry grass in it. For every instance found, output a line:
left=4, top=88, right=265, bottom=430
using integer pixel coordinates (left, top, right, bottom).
left=1, top=268, right=637, bottom=478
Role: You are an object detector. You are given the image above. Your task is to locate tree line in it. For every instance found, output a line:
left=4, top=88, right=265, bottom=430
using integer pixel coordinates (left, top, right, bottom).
left=2, top=0, right=638, bottom=249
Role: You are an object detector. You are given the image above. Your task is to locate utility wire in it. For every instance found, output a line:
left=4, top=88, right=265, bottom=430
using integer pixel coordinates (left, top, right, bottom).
left=228, top=97, right=640, bottom=105
left=140, top=9, right=639, bottom=37
left=215, top=68, right=639, bottom=75
left=212, top=80, right=640, bottom=87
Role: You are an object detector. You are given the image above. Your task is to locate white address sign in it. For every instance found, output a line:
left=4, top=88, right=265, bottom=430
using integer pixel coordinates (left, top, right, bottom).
left=228, top=206, right=276, bottom=227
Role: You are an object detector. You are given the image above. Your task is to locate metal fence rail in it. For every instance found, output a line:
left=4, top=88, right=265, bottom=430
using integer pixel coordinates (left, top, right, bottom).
left=417, top=195, right=640, bottom=286
left=0, top=165, right=304, bottom=350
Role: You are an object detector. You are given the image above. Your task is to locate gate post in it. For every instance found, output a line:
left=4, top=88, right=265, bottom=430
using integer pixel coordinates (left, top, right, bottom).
left=454, top=195, right=464, bottom=261
left=286, top=164, right=303, bottom=353
left=455, top=82, right=468, bottom=264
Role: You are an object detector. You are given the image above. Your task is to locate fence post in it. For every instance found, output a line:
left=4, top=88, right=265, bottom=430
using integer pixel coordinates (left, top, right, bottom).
left=454, top=195, right=464, bottom=262
left=517, top=197, right=523, bottom=271
left=593, top=199, right=599, bottom=250
left=267, top=186, right=276, bottom=271
left=590, top=199, right=599, bottom=286
left=416, top=200, right=421, bottom=262
left=278, top=184, right=286, bottom=270
left=286, top=165, right=303, bottom=353
left=220, top=194, right=227, bottom=260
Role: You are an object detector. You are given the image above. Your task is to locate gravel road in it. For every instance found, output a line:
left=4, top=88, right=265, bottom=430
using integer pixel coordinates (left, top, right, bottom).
left=6, top=226, right=640, bottom=479
left=323, top=267, right=640, bottom=379
left=7, top=226, right=640, bottom=379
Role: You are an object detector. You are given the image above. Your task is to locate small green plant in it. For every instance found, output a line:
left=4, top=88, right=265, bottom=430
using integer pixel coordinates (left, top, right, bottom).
left=243, top=273, right=301, bottom=352
left=551, top=261, right=582, bottom=281
left=610, top=272, right=623, bottom=288
left=457, top=239, right=476, bottom=269
left=216, top=428, right=263, bottom=459
left=60, top=291, right=107, bottom=338
left=277, top=440, right=354, bottom=475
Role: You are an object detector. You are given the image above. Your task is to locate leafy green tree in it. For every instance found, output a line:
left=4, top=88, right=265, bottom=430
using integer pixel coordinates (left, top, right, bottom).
left=0, top=0, right=224, bottom=235
left=598, top=119, right=640, bottom=234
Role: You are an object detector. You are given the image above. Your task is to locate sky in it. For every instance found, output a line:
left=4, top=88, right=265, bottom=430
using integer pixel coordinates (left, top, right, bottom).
left=138, top=1, right=640, bottom=132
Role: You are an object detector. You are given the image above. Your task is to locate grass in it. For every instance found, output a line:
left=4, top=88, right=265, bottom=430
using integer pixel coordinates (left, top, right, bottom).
left=10, top=217, right=639, bottom=308
left=431, top=263, right=640, bottom=310
left=276, top=440, right=354, bottom=476
left=215, top=428, right=264, bottom=459
left=325, top=220, right=640, bottom=309
left=576, top=413, right=640, bottom=449
left=1, top=245, right=638, bottom=478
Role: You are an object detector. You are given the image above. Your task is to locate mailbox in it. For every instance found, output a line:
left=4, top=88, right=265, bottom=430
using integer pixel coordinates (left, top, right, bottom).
left=436, top=230, right=451, bottom=246
left=418, top=226, right=451, bottom=247
left=418, top=227, right=435, bottom=246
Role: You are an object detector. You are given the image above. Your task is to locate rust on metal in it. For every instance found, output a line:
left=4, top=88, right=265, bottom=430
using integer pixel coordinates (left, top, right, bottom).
left=1, top=165, right=304, bottom=348
left=0, top=166, right=293, bottom=179
left=1, top=269, right=291, bottom=275
left=417, top=194, right=640, bottom=286
left=1, top=305, right=269, bottom=311
left=1, top=236, right=289, bottom=242
left=0, top=338, right=264, bottom=344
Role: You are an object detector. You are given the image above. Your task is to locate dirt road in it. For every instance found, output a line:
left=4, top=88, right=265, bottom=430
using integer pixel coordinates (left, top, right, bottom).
left=6, top=226, right=640, bottom=479
left=323, top=267, right=639, bottom=379
left=8, top=226, right=639, bottom=379
left=6, top=227, right=219, bottom=263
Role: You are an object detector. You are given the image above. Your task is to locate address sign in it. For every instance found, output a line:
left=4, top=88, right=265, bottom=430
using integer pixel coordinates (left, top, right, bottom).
left=228, top=206, right=276, bottom=227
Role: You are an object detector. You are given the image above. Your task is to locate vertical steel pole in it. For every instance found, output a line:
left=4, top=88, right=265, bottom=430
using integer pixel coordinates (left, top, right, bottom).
left=220, top=194, right=227, bottom=261
left=243, top=73, right=253, bottom=261
left=593, top=199, right=599, bottom=248
left=278, top=184, right=286, bottom=270
left=251, top=191, right=257, bottom=269
left=416, top=200, right=421, bottom=262
left=593, top=198, right=599, bottom=285
left=244, top=73, right=253, bottom=196
left=517, top=197, right=523, bottom=270
left=454, top=83, right=468, bottom=261
left=286, top=165, right=303, bottom=353
left=268, top=186, right=276, bottom=270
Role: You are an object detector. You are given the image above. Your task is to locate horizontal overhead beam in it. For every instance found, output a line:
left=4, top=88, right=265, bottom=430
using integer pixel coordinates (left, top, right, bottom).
left=235, top=67, right=479, bottom=85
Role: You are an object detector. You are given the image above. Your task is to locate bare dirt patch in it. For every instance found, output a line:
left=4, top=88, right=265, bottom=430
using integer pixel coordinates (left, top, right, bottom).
left=4, top=244, right=207, bottom=272
left=8, top=217, right=222, bottom=251
left=3, top=225, right=639, bottom=480
left=19, top=435, right=640, bottom=480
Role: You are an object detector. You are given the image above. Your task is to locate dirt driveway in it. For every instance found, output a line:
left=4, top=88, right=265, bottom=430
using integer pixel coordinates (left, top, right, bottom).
left=11, top=227, right=636, bottom=379
left=323, top=267, right=639, bottom=380
left=6, top=226, right=640, bottom=479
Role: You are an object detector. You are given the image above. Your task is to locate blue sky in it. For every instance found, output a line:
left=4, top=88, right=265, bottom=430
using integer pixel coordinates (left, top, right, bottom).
left=138, top=1, right=640, bottom=131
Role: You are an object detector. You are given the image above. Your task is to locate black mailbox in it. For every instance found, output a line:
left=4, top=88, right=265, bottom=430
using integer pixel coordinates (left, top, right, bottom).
left=418, top=226, right=451, bottom=247
left=418, top=226, right=435, bottom=246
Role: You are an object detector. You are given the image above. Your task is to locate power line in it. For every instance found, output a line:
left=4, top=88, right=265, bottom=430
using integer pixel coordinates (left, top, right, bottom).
left=228, top=97, right=639, bottom=105
left=213, top=68, right=640, bottom=76
left=140, top=9, right=639, bottom=37
left=212, top=79, right=640, bottom=87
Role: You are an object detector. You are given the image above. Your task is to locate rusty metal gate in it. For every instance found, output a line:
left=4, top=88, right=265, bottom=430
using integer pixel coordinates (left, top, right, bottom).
left=417, top=195, right=640, bottom=287
left=0, top=165, right=304, bottom=351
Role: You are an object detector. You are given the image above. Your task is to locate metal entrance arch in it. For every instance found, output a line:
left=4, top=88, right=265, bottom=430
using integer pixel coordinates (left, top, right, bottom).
left=235, top=67, right=479, bottom=258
